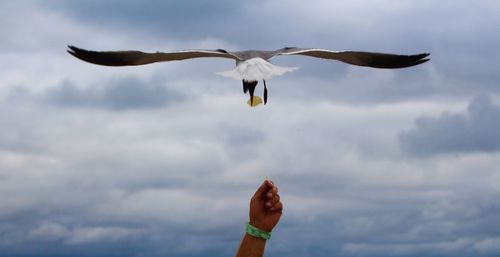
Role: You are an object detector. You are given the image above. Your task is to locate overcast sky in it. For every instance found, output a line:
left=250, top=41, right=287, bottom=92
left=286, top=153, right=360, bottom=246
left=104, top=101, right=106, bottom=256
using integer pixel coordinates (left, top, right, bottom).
left=1, top=1, right=500, bottom=257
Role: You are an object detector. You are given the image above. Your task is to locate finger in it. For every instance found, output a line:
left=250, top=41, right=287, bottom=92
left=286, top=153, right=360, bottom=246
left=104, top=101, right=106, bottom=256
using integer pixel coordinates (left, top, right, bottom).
left=265, top=197, right=279, bottom=209
left=266, top=193, right=280, bottom=207
left=252, top=180, right=272, bottom=200
left=270, top=201, right=283, bottom=212
left=266, top=186, right=278, bottom=199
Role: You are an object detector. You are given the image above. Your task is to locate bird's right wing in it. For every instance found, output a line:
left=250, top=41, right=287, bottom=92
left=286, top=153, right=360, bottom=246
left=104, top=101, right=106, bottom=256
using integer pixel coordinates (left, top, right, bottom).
left=67, top=45, right=240, bottom=66
left=275, top=48, right=430, bottom=69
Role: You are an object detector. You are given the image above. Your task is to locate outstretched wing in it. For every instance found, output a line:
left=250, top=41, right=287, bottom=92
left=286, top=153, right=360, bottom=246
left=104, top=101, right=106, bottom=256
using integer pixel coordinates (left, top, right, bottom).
left=67, top=45, right=240, bottom=66
left=275, top=47, right=430, bottom=69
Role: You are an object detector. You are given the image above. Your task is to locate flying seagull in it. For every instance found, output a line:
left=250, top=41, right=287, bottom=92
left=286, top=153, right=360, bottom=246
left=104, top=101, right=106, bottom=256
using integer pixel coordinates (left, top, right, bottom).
left=67, top=45, right=429, bottom=107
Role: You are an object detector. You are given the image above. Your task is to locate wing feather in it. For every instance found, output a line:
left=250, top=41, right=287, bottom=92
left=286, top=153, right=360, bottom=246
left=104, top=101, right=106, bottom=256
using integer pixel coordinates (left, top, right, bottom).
left=276, top=48, right=430, bottom=69
left=67, top=45, right=240, bottom=66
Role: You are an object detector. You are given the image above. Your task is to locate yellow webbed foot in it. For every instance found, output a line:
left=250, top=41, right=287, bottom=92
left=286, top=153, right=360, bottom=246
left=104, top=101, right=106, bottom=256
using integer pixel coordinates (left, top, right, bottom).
left=247, top=96, right=263, bottom=107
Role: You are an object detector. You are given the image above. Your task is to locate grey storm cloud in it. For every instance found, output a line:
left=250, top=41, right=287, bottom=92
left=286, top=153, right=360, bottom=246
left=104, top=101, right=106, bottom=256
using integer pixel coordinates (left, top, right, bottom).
left=399, top=95, right=500, bottom=156
left=42, top=77, right=185, bottom=110
left=43, top=0, right=245, bottom=42
left=37, top=0, right=500, bottom=104
left=215, top=123, right=267, bottom=162
left=2, top=1, right=500, bottom=257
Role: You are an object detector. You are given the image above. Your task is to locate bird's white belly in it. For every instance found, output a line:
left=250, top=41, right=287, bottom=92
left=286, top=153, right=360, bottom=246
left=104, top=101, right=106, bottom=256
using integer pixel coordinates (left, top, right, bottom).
left=216, top=57, right=298, bottom=81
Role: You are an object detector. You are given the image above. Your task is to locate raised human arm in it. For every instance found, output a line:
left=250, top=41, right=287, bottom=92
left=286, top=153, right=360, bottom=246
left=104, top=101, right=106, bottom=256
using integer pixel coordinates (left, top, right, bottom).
left=235, top=180, right=283, bottom=257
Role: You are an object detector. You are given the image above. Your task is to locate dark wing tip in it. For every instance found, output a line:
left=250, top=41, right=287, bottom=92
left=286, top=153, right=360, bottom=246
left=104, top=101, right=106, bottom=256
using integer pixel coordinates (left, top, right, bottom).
left=408, top=53, right=431, bottom=67
left=67, top=45, right=82, bottom=54
left=67, top=45, right=79, bottom=56
left=67, top=45, right=85, bottom=60
left=416, top=53, right=431, bottom=59
left=413, top=58, right=430, bottom=66
left=378, top=52, right=431, bottom=68
left=66, top=45, right=100, bottom=64
left=66, top=45, right=139, bottom=66
left=66, top=45, right=91, bottom=58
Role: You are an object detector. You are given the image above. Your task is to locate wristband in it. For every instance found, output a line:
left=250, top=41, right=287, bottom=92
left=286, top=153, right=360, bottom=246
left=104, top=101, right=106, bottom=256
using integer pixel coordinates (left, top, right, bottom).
left=246, top=222, right=271, bottom=240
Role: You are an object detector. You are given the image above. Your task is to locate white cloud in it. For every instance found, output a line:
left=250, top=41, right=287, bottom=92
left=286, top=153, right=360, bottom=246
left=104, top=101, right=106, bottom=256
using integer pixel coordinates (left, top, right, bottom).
left=1, top=1, right=500, bottom=257
left=29, top=222, right=69, bottom=240
left=28, top=221, right=142, bottom=245
left=65, top=226, right=141, bottom=244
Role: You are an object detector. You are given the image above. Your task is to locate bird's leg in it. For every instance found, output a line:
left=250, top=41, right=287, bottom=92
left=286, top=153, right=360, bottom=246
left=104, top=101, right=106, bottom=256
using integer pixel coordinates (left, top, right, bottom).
left=242, top=80, right=248, bottom=93
left=263, top=80, right=268, bottom=104
left=242, top=80, right=259, bottom=106
left=248, top=81, right=257, bottom=106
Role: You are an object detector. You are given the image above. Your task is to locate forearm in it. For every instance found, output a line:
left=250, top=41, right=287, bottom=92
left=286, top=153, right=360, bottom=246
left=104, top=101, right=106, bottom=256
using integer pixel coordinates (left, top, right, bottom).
left=235, top=180, right=282, bottom=257
left=234, top=233, right=267, bottom=257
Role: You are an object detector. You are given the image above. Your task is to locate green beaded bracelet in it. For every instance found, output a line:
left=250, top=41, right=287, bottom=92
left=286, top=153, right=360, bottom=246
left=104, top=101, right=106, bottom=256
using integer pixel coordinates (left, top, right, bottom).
left=246, top=222, right=271, bottom=240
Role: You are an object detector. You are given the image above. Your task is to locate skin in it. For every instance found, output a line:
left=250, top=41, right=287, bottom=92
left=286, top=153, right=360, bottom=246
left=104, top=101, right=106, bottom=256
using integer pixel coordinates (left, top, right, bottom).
left=234, top=180, right=283, bottom=257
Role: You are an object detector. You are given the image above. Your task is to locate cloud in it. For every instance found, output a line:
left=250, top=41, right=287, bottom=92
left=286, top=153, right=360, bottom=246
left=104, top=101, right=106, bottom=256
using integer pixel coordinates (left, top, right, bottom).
left=40, top=77, right=185, bottom=110
left=341, top=238, right=474, bottom=257
left=65, top=226, right=141, bottom=244
left=29, top=222, right=69, bottom=240
left=215, top=122, right=266, bottom=161
left=41, top=0, right=245, bottom=44
left=2, top=89, right=500, bottom=257
left=399, top=95, right=500, bottom=156
left=475, top=237, right=500, bottom=254
left=2, top=1, right=500, bottom=257
left=28, top=222, right=140, bottom=245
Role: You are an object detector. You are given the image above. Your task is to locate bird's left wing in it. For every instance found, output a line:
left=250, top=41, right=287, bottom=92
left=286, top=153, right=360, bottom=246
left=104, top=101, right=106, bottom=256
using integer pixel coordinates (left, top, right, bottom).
left=274, top=47, right=430, bottom=69
left=67, top=45, right=240, bottom=66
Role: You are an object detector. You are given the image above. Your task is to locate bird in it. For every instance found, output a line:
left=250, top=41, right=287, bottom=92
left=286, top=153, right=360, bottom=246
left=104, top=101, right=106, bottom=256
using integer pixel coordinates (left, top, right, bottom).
left=67, top=45, right=430, bottom=107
